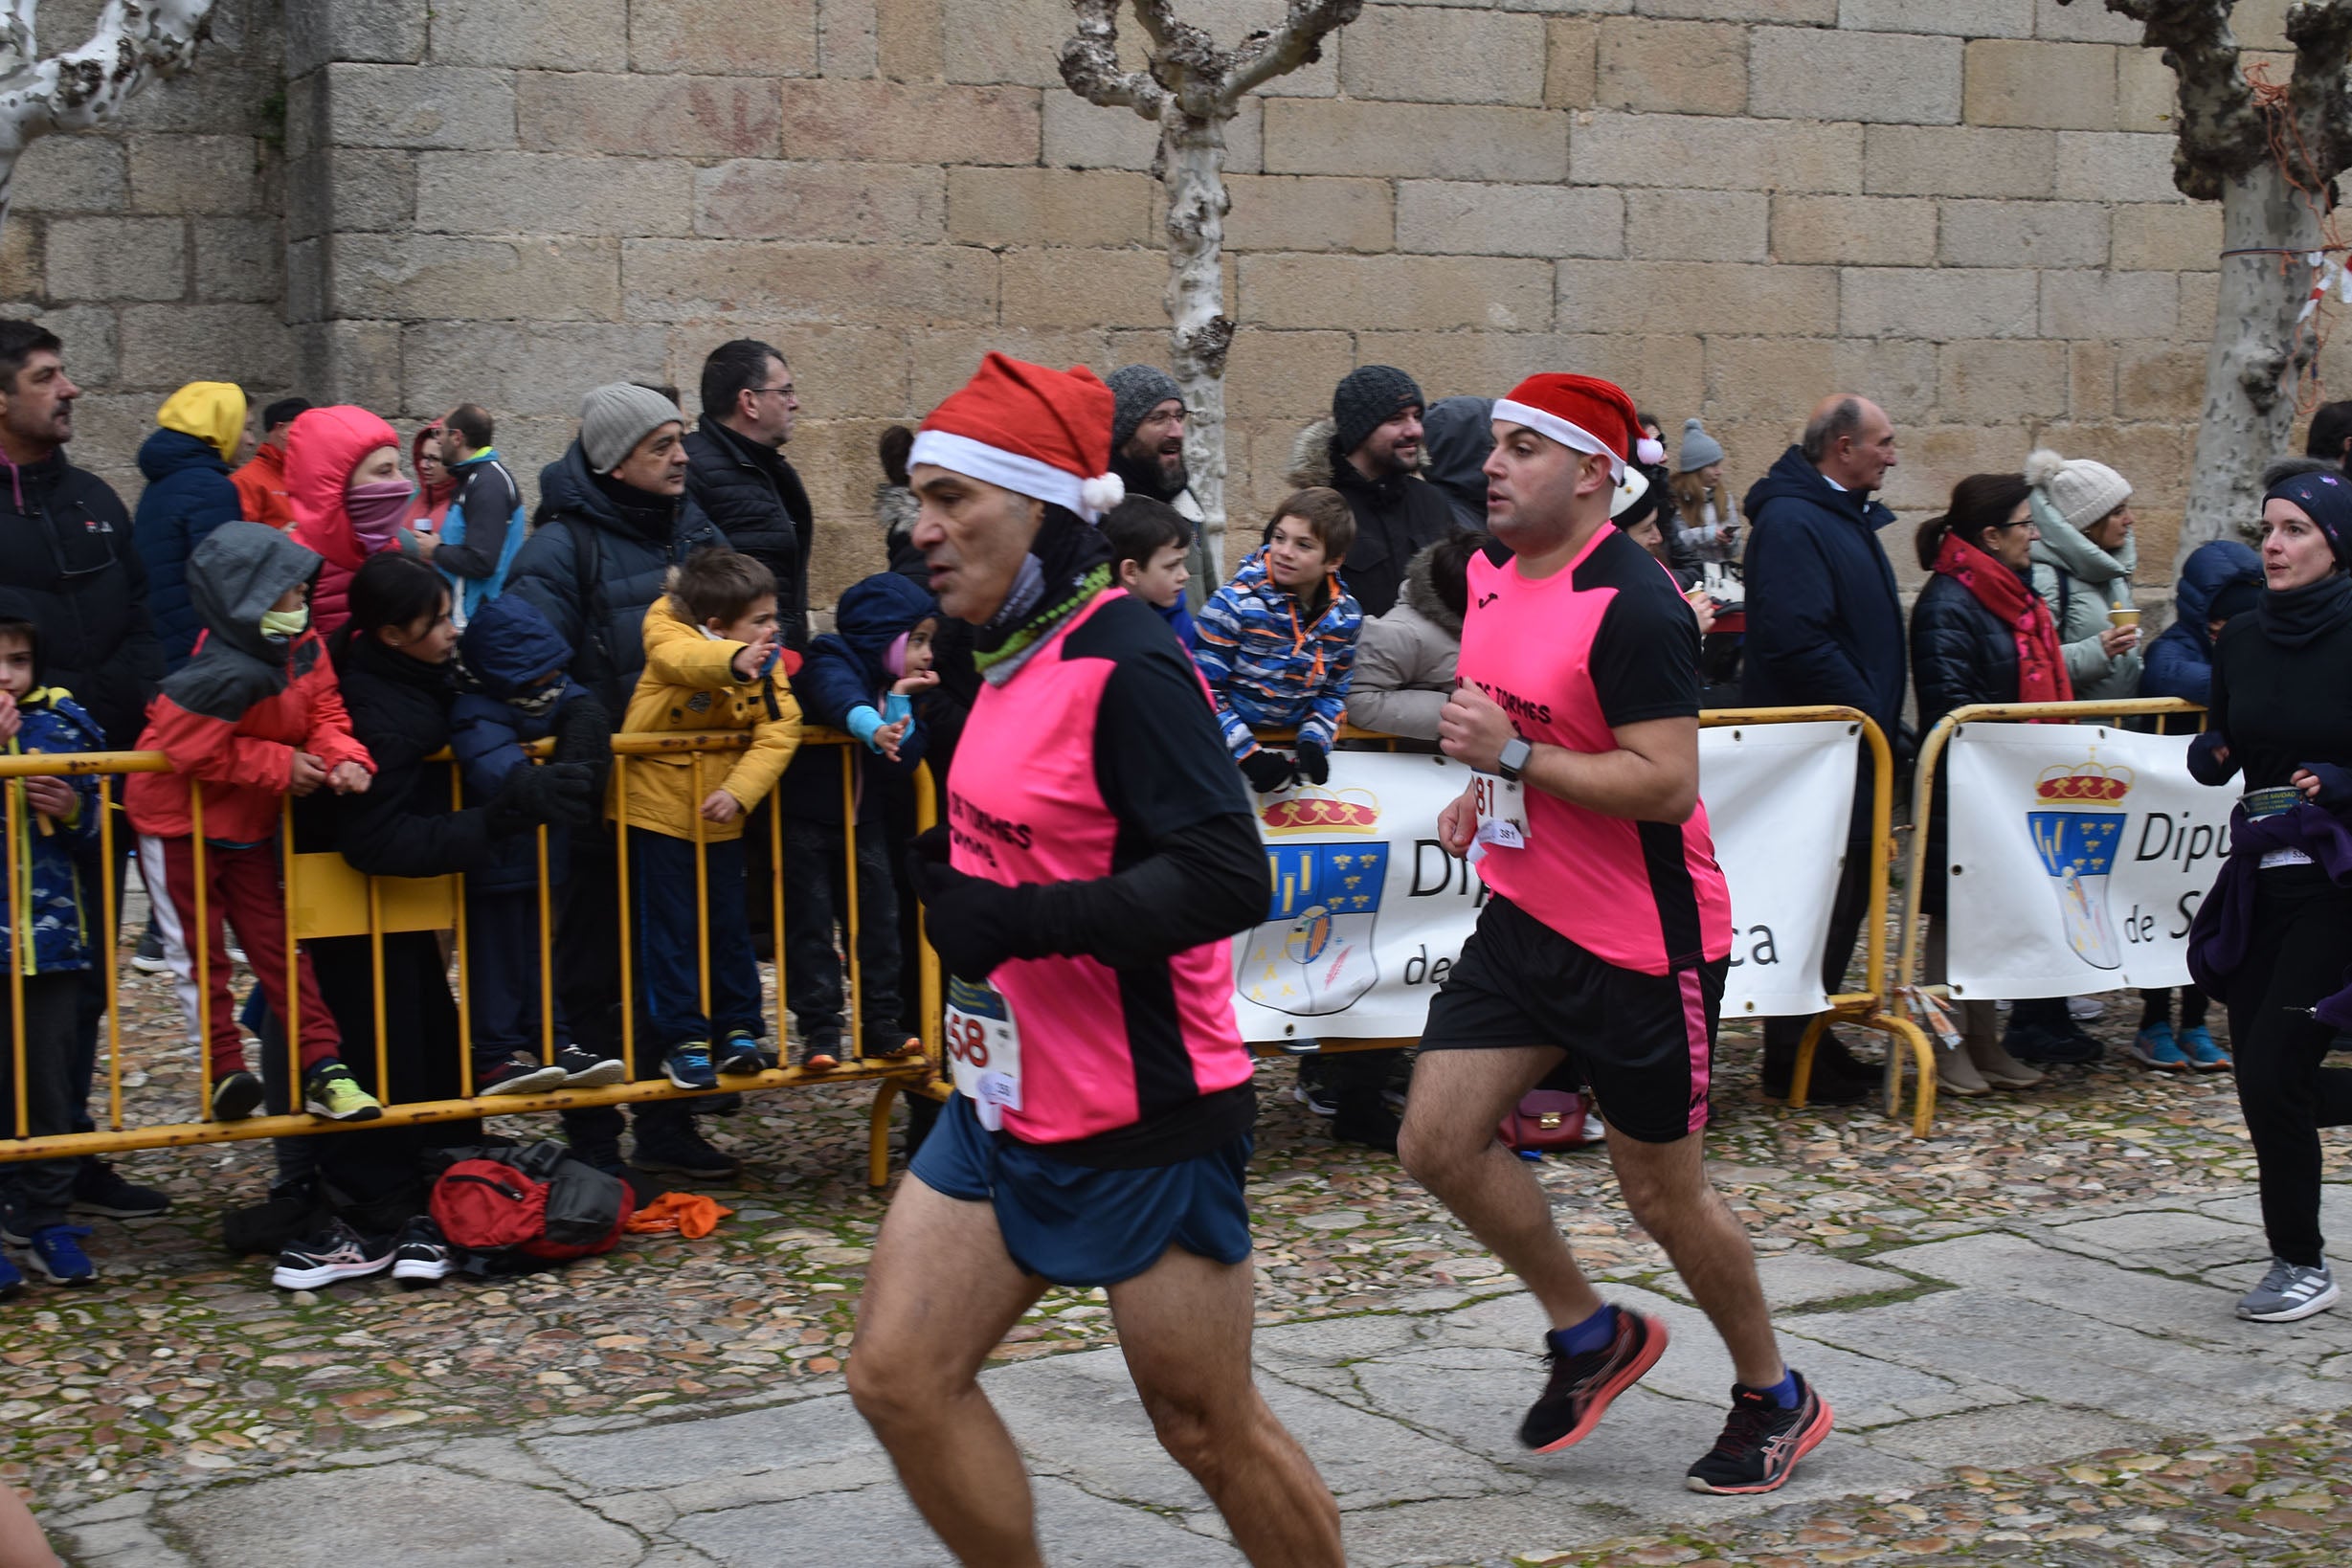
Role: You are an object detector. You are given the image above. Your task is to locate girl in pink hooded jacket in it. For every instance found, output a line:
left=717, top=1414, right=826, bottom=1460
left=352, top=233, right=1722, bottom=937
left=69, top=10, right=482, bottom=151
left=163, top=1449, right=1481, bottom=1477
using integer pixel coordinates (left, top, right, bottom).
left=288, top=405, right=413, bottom=638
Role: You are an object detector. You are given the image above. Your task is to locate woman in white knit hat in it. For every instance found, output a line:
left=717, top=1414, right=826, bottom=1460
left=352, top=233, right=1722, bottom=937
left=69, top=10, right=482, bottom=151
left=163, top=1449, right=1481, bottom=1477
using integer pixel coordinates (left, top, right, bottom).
left=2024, top=447, right=2143, bottom=705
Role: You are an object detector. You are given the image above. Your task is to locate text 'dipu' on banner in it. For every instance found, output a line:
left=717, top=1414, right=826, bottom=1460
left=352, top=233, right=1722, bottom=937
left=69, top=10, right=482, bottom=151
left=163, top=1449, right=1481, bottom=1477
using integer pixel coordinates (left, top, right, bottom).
left=1946, top=723, right=2234, bottom=998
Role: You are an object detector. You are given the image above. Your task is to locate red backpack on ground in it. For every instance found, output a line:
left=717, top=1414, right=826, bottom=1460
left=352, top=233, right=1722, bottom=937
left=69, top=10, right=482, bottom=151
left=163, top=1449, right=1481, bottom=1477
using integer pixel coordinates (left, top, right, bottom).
left=429, top=1140, right=633, bottom=1267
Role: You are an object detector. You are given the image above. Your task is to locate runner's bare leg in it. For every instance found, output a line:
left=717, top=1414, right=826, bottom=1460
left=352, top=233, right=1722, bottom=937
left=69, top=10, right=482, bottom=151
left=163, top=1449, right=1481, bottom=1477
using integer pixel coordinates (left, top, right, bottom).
left=849, top=1176, right=1052, bottom=1567
left=1110, top=1244, right=1344, bottom=1567
left=1606, top=1131, right=1783, bottom=1387
left=1398, top=1044, right=1608, bottom=1330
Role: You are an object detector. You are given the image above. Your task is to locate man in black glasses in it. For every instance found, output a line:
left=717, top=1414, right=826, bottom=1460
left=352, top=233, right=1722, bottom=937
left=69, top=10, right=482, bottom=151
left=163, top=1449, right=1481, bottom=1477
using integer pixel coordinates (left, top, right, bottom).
left=0, top=317, right=170, bottom=1222
left=683, top=338, right=814, bottom=655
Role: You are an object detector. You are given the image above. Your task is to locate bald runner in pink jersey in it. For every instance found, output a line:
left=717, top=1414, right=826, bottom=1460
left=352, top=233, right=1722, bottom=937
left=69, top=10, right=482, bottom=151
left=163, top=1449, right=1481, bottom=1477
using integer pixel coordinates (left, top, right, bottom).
left=846, top=354, right=1343, bottom=1568
left=1398, top=372, right=1834, bottom=1500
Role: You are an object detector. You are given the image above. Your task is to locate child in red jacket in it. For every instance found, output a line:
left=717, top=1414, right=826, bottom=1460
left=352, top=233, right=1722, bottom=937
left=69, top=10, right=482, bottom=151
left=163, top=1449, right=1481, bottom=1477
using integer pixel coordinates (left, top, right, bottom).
left=125, top=521, right=383, bottom=1124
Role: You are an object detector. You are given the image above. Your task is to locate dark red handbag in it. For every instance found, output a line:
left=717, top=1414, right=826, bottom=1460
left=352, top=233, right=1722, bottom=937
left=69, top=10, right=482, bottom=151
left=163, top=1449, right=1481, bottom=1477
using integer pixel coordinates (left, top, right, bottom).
left=1497, top=1089, right=1597, bottom=1153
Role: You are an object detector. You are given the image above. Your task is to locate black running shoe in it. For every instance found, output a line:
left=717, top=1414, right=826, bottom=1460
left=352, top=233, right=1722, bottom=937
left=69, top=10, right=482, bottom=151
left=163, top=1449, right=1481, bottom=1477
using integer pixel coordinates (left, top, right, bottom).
left=210, top=1069, right=266, bottom=1122
left=555, top=1044, right=626, bottom=1086
left=1519, top=1307, right=1669, bottom=1453
left=631, top=1125, right=740, bottom=1180
left=70, top=1158, right=171, bottom=1219
left=1685, top=1372, right=1835, bottom=1494
left=391, top=1216, right=453, bottom=1284
left=715, top=1030, right=766, bottom=1076
left=270, top=1220, right=394, bottom=1290
left=476, top=1052, right=569, bottom=1097
left=130, top=926, right=169, bottom=974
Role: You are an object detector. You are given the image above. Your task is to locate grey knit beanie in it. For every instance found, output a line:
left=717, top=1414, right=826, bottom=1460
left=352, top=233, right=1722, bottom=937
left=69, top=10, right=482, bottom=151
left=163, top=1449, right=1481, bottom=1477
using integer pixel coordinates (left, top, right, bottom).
left=1677, top=416, right=1724, bottom=474
left=1333, top=365, right=1423, bottom=455
left=1106, top=364, right=1183, bottom=452
left=579, top=382, right=684, bottom=474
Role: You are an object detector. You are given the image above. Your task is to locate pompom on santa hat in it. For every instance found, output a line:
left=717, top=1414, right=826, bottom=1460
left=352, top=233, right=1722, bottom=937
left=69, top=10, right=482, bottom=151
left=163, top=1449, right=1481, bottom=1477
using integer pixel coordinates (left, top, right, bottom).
left=1491, top=372, right=1659, bottom=482
left=909, top=352, right=1127, bottom=522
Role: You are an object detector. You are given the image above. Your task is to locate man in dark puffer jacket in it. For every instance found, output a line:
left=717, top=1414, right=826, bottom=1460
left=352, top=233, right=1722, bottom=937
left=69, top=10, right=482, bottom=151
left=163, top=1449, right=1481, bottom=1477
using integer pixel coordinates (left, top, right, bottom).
left=683, top=338, right=817, bottom=654
left=1284, top=366, right=1456, bottom=619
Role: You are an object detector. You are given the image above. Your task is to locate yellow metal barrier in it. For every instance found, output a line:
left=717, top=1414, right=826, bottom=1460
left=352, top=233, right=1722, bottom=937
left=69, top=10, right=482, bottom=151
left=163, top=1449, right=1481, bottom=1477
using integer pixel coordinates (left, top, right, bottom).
left=0, top=733, right=938, bottom=1189
left=1895, top=697, right=2206, bottom=1123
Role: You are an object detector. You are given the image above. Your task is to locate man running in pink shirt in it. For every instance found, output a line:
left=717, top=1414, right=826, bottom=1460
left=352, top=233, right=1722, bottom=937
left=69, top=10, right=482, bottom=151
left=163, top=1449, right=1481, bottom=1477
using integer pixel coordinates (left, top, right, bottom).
left=1399, top=372, right=1834, bottom=1496
left=846, top=354, right=1343, bottom=1567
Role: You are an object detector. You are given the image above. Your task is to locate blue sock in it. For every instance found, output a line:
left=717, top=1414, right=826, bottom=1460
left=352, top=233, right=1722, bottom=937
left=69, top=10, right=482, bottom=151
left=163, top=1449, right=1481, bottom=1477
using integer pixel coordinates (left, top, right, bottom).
left=1754, top=1368, right=1801, bottom=1409
left=1547, top=1304, right=1619, bottom=1358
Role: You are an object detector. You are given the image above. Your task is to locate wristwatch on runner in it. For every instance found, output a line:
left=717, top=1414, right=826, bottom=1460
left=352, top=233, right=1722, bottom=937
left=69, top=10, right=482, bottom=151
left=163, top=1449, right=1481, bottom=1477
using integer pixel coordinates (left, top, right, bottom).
left=1497, top=735, right=1533, bottom=783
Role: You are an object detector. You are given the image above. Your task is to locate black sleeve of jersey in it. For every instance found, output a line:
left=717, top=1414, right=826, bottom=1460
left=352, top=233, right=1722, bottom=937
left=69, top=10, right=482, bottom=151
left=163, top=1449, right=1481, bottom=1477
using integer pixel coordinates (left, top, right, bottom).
left=1024, top=813, right=1266, bottom=970
left=1590, top=581, right=1702, bottom=728
left=1092, top=615, right=1256, bottom=835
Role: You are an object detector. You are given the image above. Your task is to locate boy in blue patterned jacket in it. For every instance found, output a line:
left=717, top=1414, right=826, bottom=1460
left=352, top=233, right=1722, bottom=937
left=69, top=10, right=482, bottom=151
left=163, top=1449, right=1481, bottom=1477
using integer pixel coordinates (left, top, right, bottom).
left=0, top=588, right=105, bottom=1290
left=1194, top=485, right=1362, bottom=795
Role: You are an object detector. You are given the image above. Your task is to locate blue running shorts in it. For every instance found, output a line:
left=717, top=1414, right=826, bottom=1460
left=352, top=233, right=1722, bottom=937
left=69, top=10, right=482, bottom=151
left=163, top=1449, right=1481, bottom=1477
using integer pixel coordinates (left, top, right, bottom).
left=909, top=1092, right=1254, bottom=1288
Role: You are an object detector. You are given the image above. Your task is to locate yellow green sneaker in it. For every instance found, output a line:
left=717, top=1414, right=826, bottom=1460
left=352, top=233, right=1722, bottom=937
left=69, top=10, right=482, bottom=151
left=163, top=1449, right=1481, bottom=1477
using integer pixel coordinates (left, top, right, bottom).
left=303, top=1062, right=383, bottom=1122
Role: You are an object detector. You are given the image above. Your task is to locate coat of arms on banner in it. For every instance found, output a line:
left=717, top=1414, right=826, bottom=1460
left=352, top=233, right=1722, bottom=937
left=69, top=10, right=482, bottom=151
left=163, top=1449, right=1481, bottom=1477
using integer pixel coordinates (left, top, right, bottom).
left=2027, top=754, right=2134, bottom=971
left=1239, top=788, right=1389, bottom=1016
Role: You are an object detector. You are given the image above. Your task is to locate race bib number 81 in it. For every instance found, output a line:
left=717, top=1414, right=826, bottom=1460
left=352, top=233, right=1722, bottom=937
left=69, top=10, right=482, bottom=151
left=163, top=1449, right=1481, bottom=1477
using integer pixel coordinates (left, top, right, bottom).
left=1471, top=771, right=1529, bottom=858
left=944, top=975, right=1023, bottom=1131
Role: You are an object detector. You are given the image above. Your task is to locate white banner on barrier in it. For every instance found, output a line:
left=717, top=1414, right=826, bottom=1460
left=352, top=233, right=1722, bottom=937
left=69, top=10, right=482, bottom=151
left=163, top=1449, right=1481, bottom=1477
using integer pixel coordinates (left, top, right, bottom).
left=1947, top=723, right=2234, bottom=998
left=1229, top=727, right=1859, bottom=1043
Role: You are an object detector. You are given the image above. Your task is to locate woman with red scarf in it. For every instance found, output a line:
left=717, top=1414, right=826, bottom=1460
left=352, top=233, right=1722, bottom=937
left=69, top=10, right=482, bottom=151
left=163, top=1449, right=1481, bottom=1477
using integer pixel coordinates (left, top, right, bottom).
left=1911, top=472, right=2071, bottom=1099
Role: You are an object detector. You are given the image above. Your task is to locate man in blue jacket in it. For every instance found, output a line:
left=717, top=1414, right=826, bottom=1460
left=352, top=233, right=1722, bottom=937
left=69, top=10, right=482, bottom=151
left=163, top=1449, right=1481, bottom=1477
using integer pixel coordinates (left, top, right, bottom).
left=1740, top=394, right=1903, bottom=1106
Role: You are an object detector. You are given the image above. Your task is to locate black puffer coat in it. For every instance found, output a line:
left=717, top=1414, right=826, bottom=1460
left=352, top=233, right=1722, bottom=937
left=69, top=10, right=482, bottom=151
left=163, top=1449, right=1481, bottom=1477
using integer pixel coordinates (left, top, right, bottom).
left=1911, top=570, right=2023, bottom=914
left=0, top=449, right=161, bottom=749
left=1285, top=417, right=1456, bottom=620
left=506, top=439, right=727, bottom=719
left=683, top=415, right=815, bottom=652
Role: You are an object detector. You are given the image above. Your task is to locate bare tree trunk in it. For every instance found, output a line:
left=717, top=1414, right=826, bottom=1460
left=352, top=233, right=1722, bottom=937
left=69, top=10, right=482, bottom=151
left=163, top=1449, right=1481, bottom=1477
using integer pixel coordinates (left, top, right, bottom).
left=1162, top=114, right=1236, bottom=582
left=0, top=0, right=217, bottom=229
left=2179, top=165, right=2322, bottom=572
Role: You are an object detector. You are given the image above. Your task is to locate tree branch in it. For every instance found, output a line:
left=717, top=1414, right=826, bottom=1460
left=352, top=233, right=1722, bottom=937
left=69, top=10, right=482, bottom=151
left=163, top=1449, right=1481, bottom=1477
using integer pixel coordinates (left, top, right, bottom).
left=2287, top=0, right=2352, bottom=185
left=1059, top=0, right=1166, bottom=120
left=1222, top=0, right=1363, bottom=103
left=2062, top=0, right=2264, bottom=197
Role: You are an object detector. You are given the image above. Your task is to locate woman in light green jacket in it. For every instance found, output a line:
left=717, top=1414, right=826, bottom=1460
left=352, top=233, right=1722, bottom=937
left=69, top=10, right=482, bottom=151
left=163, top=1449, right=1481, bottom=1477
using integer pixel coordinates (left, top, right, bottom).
left=2024, top=447, right=2144, bottom=705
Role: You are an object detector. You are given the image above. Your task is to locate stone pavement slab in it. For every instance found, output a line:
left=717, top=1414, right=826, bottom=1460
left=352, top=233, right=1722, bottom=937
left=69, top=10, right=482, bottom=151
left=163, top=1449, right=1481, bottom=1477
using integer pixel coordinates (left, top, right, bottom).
left=63, top=1206, right=2352, bottom=1568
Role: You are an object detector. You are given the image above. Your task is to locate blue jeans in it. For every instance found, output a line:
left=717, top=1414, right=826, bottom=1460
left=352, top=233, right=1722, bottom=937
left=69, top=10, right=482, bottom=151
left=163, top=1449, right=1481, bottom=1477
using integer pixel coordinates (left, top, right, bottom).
left=630, top=832, right=764, bottom=1050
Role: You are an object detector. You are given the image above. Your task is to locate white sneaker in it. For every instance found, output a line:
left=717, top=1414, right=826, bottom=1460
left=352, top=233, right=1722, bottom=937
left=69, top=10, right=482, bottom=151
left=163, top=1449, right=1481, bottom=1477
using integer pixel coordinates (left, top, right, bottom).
left=2067, top=995, right=2106, bottom=1021
left=2237, top=1257, right=2340, bottom=1322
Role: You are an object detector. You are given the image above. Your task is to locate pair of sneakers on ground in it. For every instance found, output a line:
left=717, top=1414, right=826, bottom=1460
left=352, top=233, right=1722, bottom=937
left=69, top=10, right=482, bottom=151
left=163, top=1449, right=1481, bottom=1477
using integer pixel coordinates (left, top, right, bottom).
left=2126, top=1020, right=2231, bottom=1072
left=1522, top=1303, right=1835, bottom=1495
left=271, top=1214, right=453, bottom=1291
left=209, top=1059, right=382, bottom=1125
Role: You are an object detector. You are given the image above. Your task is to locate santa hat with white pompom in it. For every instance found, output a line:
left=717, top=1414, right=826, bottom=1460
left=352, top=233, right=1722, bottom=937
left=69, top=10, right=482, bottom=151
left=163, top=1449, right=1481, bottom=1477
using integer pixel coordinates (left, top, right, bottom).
left=910, top=352, right=1127, bottom=523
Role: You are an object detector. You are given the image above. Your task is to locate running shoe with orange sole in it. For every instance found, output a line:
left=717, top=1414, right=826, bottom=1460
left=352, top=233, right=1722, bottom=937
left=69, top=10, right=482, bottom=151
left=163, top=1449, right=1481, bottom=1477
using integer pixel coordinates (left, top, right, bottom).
left=1684, top=1371, right=1835, bottom=1494
left=1518, top=1306, right=1669, bottom=1453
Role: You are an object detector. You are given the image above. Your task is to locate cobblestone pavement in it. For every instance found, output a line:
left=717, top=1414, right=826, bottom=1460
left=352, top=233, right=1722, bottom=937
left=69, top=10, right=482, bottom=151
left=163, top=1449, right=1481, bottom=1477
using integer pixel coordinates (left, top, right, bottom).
left=10, top=960, right=2351, bottom=1565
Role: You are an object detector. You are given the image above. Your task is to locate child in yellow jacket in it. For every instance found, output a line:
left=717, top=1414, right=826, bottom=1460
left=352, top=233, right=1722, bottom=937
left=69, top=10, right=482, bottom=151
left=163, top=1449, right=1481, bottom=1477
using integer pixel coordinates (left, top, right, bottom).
left=615, top=548, right=801, bottom=1086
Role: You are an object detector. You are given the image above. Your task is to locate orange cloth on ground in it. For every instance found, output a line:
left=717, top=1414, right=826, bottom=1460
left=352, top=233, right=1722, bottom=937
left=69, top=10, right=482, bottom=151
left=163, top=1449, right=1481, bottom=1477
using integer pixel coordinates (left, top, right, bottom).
left=622, top=1191, right=732, bottom=1239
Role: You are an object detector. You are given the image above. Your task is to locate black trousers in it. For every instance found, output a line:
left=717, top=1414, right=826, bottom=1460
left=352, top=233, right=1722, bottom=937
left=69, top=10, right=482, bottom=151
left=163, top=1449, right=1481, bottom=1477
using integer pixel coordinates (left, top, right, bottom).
left=551, top=825, right=694, bottom=1150
left=2226, top=872, right=2352, bottom=1267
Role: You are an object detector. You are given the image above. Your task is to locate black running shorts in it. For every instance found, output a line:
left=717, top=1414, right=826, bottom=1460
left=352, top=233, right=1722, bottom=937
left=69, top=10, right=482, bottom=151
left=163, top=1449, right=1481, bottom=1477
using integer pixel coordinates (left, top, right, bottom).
left=1421, top=892, right=1728, bottom=1143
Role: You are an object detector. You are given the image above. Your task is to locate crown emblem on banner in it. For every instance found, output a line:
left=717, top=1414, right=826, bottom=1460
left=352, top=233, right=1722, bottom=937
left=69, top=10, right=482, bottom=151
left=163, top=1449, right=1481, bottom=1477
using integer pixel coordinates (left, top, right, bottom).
left=2034, top=755, right=2134, bottom=804
left=1261, top=788, right=1381, bottom=837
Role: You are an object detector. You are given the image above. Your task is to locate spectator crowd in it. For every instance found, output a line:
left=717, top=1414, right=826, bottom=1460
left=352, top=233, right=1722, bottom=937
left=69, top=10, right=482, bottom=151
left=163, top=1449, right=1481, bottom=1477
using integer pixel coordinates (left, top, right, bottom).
left=0, top=316, right=2299, bottom=1298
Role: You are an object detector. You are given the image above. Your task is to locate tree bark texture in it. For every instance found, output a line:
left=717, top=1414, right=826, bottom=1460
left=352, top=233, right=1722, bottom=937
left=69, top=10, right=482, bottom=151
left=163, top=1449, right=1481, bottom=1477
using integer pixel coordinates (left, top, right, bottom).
left=0, top=0, right=217, bottom=226
left=2185, top=167, right=2323, bottom=555
left=1061, top=0, right=1360, bottom=580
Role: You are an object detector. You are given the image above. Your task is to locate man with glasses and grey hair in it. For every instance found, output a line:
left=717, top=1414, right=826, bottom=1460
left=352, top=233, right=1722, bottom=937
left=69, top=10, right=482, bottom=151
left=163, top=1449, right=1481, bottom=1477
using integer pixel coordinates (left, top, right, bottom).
left=685, top=338, right=816, bottom=654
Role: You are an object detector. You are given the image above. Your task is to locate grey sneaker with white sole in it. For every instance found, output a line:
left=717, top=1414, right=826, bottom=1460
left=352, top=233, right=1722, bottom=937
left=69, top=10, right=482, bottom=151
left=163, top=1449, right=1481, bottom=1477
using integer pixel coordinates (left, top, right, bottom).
left=2238, top=1257, right=2340, bottom=1322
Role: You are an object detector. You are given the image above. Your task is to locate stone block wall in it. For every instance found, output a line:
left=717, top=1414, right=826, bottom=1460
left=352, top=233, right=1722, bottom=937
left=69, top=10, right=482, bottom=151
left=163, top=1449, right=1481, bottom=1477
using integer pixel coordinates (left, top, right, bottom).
left=9, top=0, right=2344, bottom=601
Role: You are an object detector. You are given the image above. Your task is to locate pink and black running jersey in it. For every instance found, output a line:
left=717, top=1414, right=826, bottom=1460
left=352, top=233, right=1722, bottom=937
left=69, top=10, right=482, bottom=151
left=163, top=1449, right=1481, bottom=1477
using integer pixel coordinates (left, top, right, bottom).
left=948, top=589, right=1258, bottom=1160
left=1459, top=526, right=1734, bottom=975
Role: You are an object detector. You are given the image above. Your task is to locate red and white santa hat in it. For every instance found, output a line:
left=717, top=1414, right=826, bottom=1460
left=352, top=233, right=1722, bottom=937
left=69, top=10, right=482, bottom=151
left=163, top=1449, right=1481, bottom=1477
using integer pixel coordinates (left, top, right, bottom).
left=1490, top=372, right=1653, bottom=482
left=909, top=352, right=1127, bottom=522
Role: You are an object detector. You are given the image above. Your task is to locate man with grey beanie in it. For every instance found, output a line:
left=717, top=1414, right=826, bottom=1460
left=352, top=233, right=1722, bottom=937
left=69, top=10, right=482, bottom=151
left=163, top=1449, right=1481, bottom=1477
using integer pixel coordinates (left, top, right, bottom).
left=1284, top=364, right=1455, bottom=617
left=507, top=382, right=733, bottom=1183
left=1105, top=364, right=1207, bottom=574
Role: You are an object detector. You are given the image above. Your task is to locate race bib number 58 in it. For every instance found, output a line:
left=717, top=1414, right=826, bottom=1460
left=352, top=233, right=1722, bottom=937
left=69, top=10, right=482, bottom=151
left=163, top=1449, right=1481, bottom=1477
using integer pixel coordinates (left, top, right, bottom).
left=945, top=976, right=1022, bottom=1131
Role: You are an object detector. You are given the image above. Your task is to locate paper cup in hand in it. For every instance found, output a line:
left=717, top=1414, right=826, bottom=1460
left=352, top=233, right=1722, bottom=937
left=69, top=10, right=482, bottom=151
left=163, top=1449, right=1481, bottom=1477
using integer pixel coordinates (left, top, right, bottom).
left=2108, top=607, right=2140, bottom=628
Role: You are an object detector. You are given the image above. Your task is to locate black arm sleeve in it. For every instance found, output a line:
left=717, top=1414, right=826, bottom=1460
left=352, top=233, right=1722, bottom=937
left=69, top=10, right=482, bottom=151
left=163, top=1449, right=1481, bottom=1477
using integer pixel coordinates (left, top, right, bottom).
left=1019, top=813, right=1266, bottom=971
left=337, top=745, right=502, bottom=880
left=1591, top=580, right=1701, bottom=728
